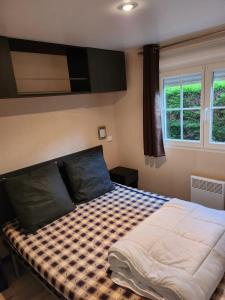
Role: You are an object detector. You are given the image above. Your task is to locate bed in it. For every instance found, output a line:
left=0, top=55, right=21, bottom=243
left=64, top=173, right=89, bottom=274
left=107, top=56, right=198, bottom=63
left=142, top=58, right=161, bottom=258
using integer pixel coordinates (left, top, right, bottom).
left=0, top=146, right=225, bottom=300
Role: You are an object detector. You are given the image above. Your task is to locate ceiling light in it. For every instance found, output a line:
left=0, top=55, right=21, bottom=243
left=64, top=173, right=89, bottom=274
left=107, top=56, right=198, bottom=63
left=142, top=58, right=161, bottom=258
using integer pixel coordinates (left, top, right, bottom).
left=118, top=2, right=138, bottom=12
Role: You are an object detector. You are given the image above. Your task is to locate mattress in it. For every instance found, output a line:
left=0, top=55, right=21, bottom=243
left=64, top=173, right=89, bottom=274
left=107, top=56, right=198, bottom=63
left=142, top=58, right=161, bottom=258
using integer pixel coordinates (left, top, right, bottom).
left=2, top=184, right=225, bottom=300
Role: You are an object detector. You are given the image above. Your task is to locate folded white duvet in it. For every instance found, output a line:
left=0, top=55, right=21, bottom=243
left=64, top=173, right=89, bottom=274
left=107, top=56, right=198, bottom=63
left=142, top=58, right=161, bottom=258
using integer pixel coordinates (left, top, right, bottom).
left=108, top=199, right=225, bottom=300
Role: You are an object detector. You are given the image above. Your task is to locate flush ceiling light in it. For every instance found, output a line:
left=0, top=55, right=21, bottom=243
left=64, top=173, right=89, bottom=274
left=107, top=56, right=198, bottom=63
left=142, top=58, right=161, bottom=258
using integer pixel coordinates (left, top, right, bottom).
left=118, top=2, right=138, bottom=12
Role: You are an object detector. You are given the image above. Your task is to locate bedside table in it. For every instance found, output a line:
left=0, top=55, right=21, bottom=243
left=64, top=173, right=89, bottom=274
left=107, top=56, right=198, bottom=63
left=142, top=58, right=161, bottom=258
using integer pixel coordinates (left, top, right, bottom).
left=0, top=260, right=7, bottom=292
left=110, top=167, right=138, bottom=188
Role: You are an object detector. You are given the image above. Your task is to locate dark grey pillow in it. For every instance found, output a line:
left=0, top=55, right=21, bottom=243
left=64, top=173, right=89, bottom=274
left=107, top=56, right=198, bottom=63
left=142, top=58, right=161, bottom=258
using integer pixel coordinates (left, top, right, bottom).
left=64, top=151, right=115, bottom=203
left=4, top=163, right=74, bottom=233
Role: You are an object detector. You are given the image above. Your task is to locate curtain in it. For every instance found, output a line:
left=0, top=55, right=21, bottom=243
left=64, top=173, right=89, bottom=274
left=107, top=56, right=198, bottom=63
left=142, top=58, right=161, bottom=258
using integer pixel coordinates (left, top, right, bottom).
left=143, top=44, right=165, bottom=157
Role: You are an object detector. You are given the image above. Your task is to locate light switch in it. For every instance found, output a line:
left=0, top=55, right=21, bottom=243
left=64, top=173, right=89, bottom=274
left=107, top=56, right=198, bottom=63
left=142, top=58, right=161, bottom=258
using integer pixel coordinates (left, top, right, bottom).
left=107, top=136, right=113, bottom=142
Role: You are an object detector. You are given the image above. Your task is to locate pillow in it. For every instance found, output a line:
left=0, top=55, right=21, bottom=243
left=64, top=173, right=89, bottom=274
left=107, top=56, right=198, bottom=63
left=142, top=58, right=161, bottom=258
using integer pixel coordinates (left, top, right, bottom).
left=64, top=151, right=115, bottom=203
left=4, top=163, right=74, bottom=233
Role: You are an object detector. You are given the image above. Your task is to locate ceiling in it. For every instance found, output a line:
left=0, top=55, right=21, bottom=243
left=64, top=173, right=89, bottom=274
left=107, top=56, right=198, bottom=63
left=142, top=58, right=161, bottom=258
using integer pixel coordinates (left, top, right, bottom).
left=1, top=0, right=225, bottom=50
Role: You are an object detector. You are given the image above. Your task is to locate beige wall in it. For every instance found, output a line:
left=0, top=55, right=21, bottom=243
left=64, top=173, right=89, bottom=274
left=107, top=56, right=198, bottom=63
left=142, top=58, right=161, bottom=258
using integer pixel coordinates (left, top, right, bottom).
left=1, top=48, right=225, bottom=202
left=114, top=49, right=225, bottom=200
left=0, top=92, right=122, bottom=174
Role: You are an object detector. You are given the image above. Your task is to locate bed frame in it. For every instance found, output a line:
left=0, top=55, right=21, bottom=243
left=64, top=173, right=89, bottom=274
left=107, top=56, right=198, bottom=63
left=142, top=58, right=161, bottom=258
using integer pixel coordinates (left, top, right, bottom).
left=0, top=145, right=103, bottom=299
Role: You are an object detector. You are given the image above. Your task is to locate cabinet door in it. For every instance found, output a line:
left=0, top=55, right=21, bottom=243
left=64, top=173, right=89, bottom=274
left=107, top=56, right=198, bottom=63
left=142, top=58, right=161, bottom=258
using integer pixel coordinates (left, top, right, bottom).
left=0, top=37, right=17, bottom=98
left=67, top=47, right=91, bottom=93
left=87, top=48, right=126, bottom=93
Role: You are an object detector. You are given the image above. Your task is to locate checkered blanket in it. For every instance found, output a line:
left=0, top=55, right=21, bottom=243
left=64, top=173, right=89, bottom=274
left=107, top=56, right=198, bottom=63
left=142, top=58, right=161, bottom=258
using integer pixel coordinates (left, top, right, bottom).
left=2, top=184, right=225, bottom=300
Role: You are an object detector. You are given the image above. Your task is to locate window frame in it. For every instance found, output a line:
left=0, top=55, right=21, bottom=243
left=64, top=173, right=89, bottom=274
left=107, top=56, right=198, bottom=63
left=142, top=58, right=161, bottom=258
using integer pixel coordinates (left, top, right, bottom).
left=160, top=63, right=225, bottom=152
left=204, top=61, right=225, bottom=151
left=160, top=66, right=205, bottom=150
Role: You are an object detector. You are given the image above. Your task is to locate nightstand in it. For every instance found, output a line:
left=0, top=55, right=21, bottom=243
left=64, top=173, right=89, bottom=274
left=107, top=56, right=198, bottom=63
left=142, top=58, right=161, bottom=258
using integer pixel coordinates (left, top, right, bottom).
left=0, top=239, right=9, bottom=292
left=0, top=260, right=7, bottom=292
left=110, top=167, right=138, bottom=188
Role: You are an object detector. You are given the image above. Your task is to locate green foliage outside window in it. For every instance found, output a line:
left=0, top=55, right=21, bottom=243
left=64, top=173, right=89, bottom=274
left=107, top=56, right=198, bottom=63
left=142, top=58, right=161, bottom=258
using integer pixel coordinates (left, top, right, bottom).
left=212, top=81, right=225, bottom=142
left=165, top=81, right=225, bottom=142
left=166, top=83, right=201, bottom=109
left=165, top=83, right=201, bottom=140
left=213, top=81, right=225, bottom=106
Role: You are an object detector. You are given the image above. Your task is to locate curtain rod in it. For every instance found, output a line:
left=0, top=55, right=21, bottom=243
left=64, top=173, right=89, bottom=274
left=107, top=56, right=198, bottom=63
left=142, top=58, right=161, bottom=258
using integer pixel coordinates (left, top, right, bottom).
left=138, top=27, right=225, bottom=55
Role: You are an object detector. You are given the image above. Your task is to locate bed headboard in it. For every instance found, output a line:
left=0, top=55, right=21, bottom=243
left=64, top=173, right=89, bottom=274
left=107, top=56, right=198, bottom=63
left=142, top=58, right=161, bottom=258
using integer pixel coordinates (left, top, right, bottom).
left=0, top=145, right=103, bottom=227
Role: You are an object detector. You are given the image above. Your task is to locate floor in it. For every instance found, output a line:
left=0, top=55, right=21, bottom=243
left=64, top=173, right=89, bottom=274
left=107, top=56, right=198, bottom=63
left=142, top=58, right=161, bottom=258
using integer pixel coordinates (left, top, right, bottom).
left=0, top=259, right=57, bottom=300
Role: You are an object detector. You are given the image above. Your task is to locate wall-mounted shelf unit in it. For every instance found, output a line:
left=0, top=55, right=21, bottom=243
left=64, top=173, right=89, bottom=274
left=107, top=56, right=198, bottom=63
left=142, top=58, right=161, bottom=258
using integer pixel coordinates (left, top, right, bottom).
left=0, top=36, right=127, bottom=99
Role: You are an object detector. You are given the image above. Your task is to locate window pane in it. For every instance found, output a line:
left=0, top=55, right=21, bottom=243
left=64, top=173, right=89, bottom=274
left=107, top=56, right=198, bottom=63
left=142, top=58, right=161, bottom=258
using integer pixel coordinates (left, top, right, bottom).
left=183, top=83, right=201, bottom=108
left=166, top=111, right=181, bottom=139
left=165, top=85, right=181, bottom=109
left=213, top=79, right=225, bottom=107
left=183, top=110, right=200, bottom=141
left=212, top=109, right=225, bottom=142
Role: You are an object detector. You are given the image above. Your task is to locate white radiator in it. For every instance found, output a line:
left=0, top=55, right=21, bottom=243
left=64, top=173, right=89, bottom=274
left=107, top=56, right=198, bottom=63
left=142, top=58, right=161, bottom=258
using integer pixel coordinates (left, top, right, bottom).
left=191, top=175, right=225, bottom=210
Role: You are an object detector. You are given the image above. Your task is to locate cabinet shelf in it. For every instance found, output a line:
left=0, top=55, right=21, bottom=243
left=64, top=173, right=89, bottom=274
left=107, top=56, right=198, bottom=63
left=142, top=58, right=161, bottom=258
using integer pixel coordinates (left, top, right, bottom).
left=16, top=90, right=90, bottom=98
left=15, top=78, right=89, bottom=81
left=17, top=90, right=70, bottom=95
left=0, top=36, right=127, bottom=99
left=70, top=78, right=89, bottom=81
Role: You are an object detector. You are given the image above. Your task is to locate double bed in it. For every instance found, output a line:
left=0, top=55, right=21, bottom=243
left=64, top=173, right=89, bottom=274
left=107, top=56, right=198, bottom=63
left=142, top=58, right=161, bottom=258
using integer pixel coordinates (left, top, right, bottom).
left=0, top=146, right=225, bottom=300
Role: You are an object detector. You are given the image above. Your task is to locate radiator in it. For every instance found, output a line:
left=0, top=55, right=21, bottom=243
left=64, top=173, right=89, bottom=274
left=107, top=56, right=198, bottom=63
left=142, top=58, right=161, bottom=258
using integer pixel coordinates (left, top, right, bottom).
left=191, top=175, right=225, bottom=210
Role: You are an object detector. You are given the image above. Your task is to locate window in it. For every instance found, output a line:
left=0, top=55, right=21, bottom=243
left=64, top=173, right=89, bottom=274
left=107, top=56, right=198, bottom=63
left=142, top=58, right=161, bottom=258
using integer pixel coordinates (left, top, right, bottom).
left=161, top=64, right=225, bottom=151
left=164, top=74, right=202, bottom=142
left=210, top=70, right=225, bottom=144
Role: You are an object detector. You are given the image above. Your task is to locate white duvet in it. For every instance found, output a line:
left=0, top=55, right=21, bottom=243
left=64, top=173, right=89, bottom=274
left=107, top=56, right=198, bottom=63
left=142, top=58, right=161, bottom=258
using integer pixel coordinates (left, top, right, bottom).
left=108, top=199, right=225, bottom=300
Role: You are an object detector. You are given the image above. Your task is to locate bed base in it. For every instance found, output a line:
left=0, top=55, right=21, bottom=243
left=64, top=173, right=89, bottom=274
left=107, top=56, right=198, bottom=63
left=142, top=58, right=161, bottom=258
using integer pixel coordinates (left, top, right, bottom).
left=1, top=233, right=66, bottom=299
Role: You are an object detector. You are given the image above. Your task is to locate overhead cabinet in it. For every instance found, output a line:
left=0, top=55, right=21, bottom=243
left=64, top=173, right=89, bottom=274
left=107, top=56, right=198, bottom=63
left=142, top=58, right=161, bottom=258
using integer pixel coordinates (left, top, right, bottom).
left=87, top=48, right=126, bottom=92
left=0, top=37, right=127, bottom=99
left=66, top=47, right=91, bottom=93
left=0, top=37, right=17, bottom=98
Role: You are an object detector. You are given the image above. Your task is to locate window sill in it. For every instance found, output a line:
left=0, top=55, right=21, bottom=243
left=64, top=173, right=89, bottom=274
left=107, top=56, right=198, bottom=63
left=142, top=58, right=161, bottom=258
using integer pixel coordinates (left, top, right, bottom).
left=165, top=143, right=225, bottom=154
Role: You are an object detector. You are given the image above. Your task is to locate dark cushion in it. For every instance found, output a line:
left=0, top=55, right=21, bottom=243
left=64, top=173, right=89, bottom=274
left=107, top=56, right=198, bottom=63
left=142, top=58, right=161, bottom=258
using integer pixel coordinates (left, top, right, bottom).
left=4, top=163, right=74, bottom=233
left=64, top=151, right=115, bottom=203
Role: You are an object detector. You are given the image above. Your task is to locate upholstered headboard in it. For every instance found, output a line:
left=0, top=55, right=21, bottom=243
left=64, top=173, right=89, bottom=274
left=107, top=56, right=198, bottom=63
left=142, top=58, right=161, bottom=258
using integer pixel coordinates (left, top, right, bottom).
left=0, top=145, right=103, bottom=227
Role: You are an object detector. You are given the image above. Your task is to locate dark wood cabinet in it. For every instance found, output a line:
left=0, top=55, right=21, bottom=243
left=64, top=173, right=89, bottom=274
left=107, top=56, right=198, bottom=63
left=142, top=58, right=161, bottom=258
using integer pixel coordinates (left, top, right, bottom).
left=110, top=167, right=138, bottom=188
left=0, top=261, right=7, bottom=292
left=88, top=48, right=126, bottom=92
left=0, top=37, right=17, bottom=99
left=66, top=47, right=91, bottom=93
left=0, top=36, right=127, bottom=99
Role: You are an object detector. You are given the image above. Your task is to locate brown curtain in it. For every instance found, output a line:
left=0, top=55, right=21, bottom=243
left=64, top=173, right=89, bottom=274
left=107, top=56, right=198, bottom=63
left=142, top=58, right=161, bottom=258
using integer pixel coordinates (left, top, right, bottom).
left=143, top=44, right=165, bottom=157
